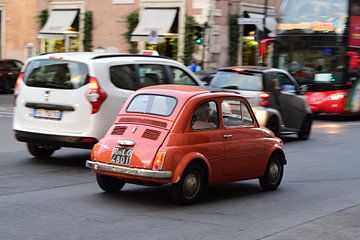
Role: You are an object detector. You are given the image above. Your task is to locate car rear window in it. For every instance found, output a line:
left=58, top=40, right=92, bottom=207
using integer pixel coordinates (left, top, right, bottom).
left=126, top=94, right=177, bottom=117
left=210, top=71, right=263, bottom=91
left=23, top=60, right=89, bottom=89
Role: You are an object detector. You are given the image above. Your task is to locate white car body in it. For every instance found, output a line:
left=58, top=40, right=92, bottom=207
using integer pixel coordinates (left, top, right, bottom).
left=13, top=52, right=202, bottom=158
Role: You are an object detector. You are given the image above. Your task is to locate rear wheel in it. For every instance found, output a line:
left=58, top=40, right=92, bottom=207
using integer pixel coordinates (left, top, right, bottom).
left=96, top=174, right=125, bottom=192
left=172, top=163, right=206, bottom=205
left=266, top=117, right=280, bottom=137
left=27, top=143, right=57, bottom=158
left=259, top=154, right=284, bottom=191
left=298, top=116, right=313, bottom=140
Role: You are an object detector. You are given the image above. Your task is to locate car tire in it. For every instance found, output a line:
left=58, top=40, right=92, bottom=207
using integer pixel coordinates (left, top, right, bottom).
left=266, top=117, right=280, bottom=137
left=96, top=174, right=125, bottom=192
left=259, top=154, right=284, bottom=191
left=298, top=116, right=313, bottom=140
left=27, top=143, right=57, bottom=158
left=172, top=163, right=205, bottom=205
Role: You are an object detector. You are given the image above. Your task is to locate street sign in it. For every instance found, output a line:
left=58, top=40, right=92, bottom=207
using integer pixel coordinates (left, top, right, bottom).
left=238, top=18, right=264, bottom=30
left=148, top=30, right=158, bottom=44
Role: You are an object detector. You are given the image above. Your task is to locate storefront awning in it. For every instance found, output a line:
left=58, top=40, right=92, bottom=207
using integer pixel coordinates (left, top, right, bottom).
left=248, top=13, right=277, bottom=37
left=131, top=8, right=178, bottom=42
left=38, top=9, right=78, bottom=39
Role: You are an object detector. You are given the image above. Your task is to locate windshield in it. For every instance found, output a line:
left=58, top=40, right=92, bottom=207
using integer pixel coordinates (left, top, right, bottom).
left=126, top=94, right=177, bottom=117
left=23, top=60, right=89, bottom=89
left=274, top=37, right=347, bottom=89
left=279, top=0, right=348, bottom=34
left=210, top=71, right=263, bottom=91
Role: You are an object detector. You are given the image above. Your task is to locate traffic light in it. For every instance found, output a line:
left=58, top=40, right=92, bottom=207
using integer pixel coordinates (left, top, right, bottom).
left=193, top=26, right=203, bottom=45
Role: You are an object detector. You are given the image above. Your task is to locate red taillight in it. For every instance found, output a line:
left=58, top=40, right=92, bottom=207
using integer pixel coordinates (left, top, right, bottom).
left=91, top=143, right=101, bottom=160
left=259, top=92, right=270, bottom=107
left=153, top=152, right=167, bottom=171
left=232, top=67, right=245, bottom=72
left=86, top=77, right=107, bottom=114
left=14, top=72, right=24, bottom=106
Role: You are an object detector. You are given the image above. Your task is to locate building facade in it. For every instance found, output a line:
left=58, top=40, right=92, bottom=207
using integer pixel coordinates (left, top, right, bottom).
left=0, top=0, right=281, bottom=69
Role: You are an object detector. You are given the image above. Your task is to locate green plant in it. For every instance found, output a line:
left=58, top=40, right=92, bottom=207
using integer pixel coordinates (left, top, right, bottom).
left=228, top=14, right=240, bottom=66
left=183, top=16, right=197, bottom=66
left=123, top=11, right=139, bottom=53
left=83, top=11, right=93, bottom=51
left=38, top=9, right=49, bottom=29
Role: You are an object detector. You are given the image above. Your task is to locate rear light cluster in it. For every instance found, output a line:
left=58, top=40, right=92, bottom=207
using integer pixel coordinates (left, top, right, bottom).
left=258, top=92, right=270, bottom=107
left=153, top=152, right=166, bottom=171
left=14, top=72, right=24, bottom=106
left=86, top=77, right=107, bottom=114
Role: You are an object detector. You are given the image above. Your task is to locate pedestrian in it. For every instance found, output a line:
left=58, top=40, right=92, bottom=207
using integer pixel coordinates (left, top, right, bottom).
left=190, top=59, right=197, bottom=72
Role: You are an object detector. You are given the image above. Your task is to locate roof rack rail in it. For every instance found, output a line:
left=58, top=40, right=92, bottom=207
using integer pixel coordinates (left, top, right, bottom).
left=91, top=54, right=171, bottom=60
left=202, top=86, right=242, bottom=95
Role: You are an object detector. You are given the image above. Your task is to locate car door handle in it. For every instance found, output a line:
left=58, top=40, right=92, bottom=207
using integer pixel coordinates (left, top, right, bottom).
left=223, top=134, right=233, bottom=139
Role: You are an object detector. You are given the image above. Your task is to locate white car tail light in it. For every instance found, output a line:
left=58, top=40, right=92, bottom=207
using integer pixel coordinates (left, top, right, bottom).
left=14, top=72, right=24, bottom=106
left=86, top=77, right=107, bottom=114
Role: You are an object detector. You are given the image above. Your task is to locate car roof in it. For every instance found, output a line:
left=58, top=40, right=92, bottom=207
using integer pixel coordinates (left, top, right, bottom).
left=135, top=85, right=242, bottom=100
left=29, top=52, right=177, bottom=64
left=119, top=85, right=245, bottom=123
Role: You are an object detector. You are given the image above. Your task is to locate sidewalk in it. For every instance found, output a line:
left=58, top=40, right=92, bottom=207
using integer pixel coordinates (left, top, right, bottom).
left=262, top=204, right=360, bottom=240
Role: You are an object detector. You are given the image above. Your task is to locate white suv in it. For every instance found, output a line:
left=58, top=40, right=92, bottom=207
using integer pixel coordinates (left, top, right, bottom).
left=13, top=52, right=202, bottom=158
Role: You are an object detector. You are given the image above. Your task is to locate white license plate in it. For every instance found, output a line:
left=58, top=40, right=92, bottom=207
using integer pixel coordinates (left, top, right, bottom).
left=111, top=147, right=133, bottom=165
left=33, top=109, right=62, bottom=120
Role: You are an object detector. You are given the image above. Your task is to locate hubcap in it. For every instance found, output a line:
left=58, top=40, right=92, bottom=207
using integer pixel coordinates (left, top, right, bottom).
left=183, top=171, right=201, bottom=199
left=269, top=162, right=280, bottom=184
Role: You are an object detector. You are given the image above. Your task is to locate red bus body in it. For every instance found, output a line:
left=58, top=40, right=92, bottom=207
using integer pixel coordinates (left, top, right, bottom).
left=270, top=0, right=360, bottom=115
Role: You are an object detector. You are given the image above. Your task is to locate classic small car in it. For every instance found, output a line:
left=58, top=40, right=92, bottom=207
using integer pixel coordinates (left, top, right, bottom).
left=86, top=85, right=287, bottom=204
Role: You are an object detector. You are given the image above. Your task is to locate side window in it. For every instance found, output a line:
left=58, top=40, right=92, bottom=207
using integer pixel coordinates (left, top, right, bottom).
left=169, top=66, right=197, bottom=85
left=222, top=99, right=254, bottom=127
left=192, top=101, right=219, bottom=130
left=138, top=64, right=167, bottom=87
left=277, top=73, right=297, bottom=94
left=110, top=64, right=137, bottom=90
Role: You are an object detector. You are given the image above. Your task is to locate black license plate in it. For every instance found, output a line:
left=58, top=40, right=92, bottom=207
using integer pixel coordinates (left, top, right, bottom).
left=111, top=147, right=133, bottom=165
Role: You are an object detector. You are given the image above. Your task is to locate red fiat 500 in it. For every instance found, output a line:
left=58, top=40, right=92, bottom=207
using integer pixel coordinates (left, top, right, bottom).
left=86, top=85, right=286, bottom=204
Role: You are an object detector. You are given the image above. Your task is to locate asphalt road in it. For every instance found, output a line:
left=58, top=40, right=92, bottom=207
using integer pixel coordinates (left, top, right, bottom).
left=1, top=94, right=360, bottom=240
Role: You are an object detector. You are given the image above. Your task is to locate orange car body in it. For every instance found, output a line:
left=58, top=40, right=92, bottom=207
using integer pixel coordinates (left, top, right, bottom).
left=87, top=85, right=285, bottom=188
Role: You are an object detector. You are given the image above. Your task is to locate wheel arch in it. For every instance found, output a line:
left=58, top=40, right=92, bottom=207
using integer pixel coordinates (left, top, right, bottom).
left=171, top=153, right=211, bottom=184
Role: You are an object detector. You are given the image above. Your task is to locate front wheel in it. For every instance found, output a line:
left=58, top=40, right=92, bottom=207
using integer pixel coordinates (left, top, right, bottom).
left=27, top=143, right=57, bottom=158
left=172, top=163, right=206, bottom=205
left=259, top=154, right=284, bottom=191
left=96, top=174, right=125, bottom=192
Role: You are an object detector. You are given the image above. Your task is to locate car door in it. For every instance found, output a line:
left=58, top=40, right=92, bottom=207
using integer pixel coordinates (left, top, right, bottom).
left=222, top=98, right=265, bottom=177
left=275, top=71, right=306, bottom=130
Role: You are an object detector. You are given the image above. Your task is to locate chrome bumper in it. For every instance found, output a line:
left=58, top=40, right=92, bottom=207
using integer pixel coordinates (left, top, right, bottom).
left=86, top=160, right=172, bottom=179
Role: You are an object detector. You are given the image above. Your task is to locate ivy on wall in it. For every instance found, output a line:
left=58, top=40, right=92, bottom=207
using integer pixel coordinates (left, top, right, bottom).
left=83, top=11, right=93, bottom=51
left=228, top=14, right=240, bottom=66
left=123, top=10, right=139, bottom=53
left=38, top=9, right=49, bottom=29
left=183, top=16, right=197, bottom=66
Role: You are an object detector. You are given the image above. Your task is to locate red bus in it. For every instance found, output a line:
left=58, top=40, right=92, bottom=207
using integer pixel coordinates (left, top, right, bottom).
left=272, top=0, right=360, bottom=114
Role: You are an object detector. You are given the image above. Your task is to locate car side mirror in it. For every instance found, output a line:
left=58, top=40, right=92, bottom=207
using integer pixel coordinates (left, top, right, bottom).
left=299, top=85, right=308, bottom=95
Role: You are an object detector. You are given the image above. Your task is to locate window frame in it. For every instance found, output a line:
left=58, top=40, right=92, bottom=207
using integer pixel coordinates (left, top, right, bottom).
left=221, top=98, right=255, bottom=128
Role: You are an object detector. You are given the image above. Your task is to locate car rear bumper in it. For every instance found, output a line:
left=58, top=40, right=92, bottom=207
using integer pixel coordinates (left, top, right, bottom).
left=86, top=160, right=173, bottom=179
left=14, top=130, right=97, bottom=149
